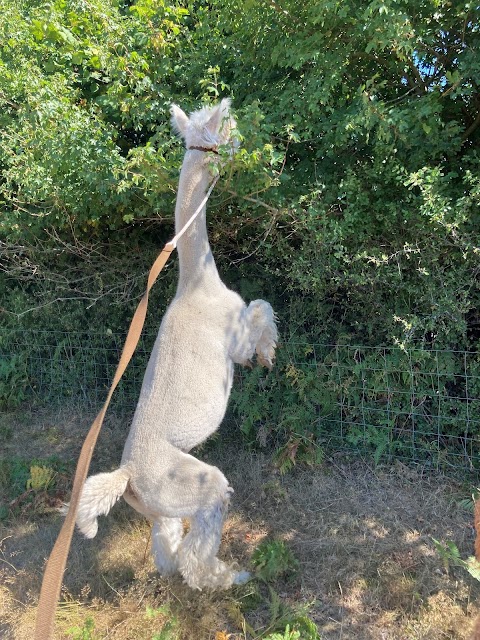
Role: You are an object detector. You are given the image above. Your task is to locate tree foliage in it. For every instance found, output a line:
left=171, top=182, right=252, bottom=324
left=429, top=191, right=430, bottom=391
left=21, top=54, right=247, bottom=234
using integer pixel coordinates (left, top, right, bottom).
left=1, top=0, right=479, bottom=343
left=1, top=0, right=479, bottom=456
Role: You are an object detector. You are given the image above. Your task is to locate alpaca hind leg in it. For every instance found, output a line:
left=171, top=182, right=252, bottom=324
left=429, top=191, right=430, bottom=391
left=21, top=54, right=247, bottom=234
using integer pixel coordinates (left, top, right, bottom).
left=152, top=517, right=183, bottom=576
left=231, top=299, right=278, bottom=370
left=178, top=500, right=250, bottom=590
left=140, top=445, right=250, bottom=590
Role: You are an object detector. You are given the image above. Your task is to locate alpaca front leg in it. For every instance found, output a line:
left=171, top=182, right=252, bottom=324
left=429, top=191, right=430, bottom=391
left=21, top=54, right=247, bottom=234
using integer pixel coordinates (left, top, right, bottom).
left=231, top=299, right=278, bottom=370
left=253, top=300, right=278, bottom=369
left=152, top=517, right=183, bottom=576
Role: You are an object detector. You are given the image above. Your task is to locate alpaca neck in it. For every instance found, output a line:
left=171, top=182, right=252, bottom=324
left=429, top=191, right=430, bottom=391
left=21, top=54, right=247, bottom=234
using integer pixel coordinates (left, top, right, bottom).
left=174, top=151, right=219, bottom=292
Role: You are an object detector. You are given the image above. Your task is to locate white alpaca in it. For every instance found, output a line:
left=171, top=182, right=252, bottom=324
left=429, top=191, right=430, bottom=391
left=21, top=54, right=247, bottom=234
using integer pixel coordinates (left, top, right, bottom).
left=76, top=99, right=278, bottom=590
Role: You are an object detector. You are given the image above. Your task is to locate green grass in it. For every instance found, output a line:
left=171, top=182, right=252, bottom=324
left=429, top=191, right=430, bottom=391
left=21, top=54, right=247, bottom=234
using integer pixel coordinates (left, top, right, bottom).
left=0, top=455, right=71, bottom=520
left=252, top=539, right=299, bottom=582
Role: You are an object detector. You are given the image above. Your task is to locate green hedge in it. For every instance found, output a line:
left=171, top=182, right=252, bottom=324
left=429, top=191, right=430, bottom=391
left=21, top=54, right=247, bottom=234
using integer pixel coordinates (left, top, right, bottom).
left=1, top=0, right=479, bottom=466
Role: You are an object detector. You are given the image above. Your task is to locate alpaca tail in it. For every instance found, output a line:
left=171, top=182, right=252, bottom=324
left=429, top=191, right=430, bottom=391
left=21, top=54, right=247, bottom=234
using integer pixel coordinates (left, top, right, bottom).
left=76, top=467, right=131, bottom=538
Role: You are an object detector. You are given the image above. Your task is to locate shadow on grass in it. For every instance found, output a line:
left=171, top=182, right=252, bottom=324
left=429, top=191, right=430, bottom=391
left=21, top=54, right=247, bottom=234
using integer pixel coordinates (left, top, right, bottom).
left=1, top=412, right=479, bottom=639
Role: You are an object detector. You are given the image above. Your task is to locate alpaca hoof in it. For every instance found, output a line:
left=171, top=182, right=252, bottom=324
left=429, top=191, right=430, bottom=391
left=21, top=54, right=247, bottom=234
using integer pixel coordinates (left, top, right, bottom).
left=233, top=570, right=251, bottom=585
left=257, top=354, right=274, bottom=370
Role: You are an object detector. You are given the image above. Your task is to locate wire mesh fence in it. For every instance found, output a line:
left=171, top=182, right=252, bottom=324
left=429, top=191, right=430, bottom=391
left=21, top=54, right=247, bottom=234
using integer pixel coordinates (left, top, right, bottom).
left=0, top=329, right=152, bottom=410
left=277, top=341, right=480, bottom=472
left=1, top=329, right=479, bottom=472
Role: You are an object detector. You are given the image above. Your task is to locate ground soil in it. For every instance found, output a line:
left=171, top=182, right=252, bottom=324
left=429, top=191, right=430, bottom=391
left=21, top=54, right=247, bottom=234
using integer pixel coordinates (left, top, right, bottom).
left=1, top=407, right=479, bottom=639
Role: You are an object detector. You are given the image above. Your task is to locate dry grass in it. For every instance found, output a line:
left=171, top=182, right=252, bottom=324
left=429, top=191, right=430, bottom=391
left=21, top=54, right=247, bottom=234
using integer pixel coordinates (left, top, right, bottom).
left=1, top=408, right=479, bottom=639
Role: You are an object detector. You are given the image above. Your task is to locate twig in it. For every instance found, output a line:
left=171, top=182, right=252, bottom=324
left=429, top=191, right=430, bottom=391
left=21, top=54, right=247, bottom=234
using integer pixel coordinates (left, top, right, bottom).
left=0, top=91, right=20, bottom=110
left=226, top=189, right=280, bottom=214
left=462, top=110, right=480, bottom=143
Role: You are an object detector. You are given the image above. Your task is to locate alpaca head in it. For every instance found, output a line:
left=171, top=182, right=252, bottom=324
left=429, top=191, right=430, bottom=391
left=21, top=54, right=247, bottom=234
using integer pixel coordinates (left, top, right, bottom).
left=170, top=99, right=238, bottom=155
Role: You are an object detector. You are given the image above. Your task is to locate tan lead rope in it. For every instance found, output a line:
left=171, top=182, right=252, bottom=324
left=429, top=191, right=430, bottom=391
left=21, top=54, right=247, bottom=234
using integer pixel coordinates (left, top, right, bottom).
left=34, top=174, right=218, bottom=639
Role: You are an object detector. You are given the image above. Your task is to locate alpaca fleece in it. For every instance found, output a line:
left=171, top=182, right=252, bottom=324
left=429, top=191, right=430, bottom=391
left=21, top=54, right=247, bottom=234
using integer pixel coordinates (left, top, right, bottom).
left=76, top=99, right=278, bottom=590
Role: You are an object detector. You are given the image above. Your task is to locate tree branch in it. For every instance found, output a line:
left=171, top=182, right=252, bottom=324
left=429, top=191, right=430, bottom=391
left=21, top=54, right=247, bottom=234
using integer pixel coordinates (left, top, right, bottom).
left=462, top=110, right=480, bottom=143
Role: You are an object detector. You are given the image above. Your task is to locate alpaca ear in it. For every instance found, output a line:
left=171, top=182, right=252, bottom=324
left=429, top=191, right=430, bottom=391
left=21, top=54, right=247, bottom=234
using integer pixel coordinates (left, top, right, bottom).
left=170, top=104, right=189, bottom=137
left=204, top=98, right=231, bottom=135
